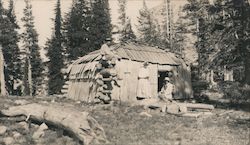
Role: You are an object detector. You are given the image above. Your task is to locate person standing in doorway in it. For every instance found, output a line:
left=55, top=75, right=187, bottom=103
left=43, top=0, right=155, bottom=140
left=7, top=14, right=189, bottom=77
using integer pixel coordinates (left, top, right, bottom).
left=137, top=62, right=151, bottom=99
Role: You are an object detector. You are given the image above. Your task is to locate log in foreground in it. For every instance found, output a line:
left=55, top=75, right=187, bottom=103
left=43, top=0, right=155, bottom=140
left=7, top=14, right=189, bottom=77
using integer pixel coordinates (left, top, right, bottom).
left=178, top=103, right=215, bottom=110
left=0, top=103, right=106, bottom=145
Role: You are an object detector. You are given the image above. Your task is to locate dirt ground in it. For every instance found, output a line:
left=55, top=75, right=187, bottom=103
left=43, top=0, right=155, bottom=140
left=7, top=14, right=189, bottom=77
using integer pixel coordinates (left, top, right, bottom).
left=0, top=96, right=249, bottom=145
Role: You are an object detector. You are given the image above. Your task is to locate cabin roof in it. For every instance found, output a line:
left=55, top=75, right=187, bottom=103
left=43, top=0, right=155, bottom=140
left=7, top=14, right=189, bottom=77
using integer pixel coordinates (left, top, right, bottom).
left=72, top=43, right=182, bottom=65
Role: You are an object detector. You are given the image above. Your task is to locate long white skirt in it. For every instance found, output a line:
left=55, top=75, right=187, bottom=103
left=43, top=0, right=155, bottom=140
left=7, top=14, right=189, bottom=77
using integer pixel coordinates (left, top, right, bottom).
left=136, top=78, right=151, bottom=98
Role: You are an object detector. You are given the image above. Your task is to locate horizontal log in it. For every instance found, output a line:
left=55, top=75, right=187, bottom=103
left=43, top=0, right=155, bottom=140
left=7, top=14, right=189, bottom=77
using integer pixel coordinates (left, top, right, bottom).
left=0, top=103, right=106, bottom=145
left=178, top=103, right=214, bottom=110
left=102, top=78, right=112, bottom=81
left=101, top=90, right=112, bottom=94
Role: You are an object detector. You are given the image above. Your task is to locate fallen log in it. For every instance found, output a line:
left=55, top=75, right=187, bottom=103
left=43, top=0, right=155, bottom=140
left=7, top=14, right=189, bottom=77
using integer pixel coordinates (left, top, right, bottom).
left=0, top=103, right=106, bottom=145
left=177, top=103, right=214, bottom=110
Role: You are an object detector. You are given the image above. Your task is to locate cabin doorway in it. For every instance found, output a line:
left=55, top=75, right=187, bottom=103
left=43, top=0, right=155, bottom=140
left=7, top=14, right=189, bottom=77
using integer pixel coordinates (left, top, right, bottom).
left=158, top=71, right=170, bottom=92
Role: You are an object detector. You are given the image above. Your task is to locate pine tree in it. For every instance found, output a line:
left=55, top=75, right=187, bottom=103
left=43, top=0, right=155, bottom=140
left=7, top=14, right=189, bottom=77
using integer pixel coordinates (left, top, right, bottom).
left=21, top=0, right=43, bottom=96
left=220, top=0, right=250, bottom=84
left=171, top=9, right=188, bottom=55
left=117, top=0, right=136, bottom=43
left=183, top=0, right=250, bottom=84
left=89, top=0, right=112, bottom=49
left=7, top=0, right=18, bottom=28
left=46, top=0, right=64, bottom=95
left=63, top=0, right=92, bottom=60
left=0, top=0, right=22, bottom=95
left=117, top=0, right=126, bottom=25
left=183, top=0, right=212, bottom=78
left=173, top=24, right=186, bottom=54
left=161, top=0, right=171, bottom=48
left=137, top=0, right=161, bottom=46
left=121, top=17, right=136, bottom=43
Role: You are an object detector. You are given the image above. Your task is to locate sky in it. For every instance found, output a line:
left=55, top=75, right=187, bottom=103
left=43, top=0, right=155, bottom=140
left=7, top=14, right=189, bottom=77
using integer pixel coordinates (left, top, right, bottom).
left=2, top=0, right=188, bottom=60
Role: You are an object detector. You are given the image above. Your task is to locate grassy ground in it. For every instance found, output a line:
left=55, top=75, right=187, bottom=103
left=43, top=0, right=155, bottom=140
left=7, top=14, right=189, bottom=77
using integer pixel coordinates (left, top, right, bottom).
left=89, top=102, right=250, bottom=145
left=0, top=96, right=249, bottom=145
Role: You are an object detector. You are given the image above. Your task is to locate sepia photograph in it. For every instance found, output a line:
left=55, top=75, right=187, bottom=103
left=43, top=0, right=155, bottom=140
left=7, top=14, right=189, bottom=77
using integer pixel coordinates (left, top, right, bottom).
left=0, top=0, right=249, bottom=144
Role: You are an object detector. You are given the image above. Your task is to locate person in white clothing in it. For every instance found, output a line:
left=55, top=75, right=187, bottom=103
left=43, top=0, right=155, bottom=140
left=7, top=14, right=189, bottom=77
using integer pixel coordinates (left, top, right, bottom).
left=158, top=77, right=175, bottom=112
left=136, top=62, right=151, bottom=99
left=159, top=77, right=175, bottom=101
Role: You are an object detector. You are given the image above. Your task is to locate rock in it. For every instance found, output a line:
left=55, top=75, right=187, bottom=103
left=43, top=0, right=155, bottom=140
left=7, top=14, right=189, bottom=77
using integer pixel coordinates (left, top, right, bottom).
left=32, top=123, right=48, bottom=140
left=3, top=137, right=14, bottom=145
left=38, top=123, right=48, bottom=131
left=0, top=125, right=7, bottom=135
left=12, top=131, right=22, bottom=139
left=14, top=100, right=29, bottom=105
left=31, top=123, right=39, bottom=129
left=41, top=101, right=49, bottom=104
left=17, top=122, right=29, bottom=131
left=51, top=98, right=55, bottom=103
left=179, top=105, right=188, bottom=113
left=32, top=130, right=45, bottom=140
left=167, top=104, right=180, bottom=114
left=139, top=111, right=152, bottom=117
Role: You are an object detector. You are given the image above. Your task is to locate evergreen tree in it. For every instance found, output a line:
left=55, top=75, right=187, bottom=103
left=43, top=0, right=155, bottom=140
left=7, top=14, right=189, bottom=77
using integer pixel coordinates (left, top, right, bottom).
left=117, top=0, right=126, bottom=25
left=183, top=0, right=250, bottom=84
left=21, top=0, right=43, bottom=96
left=161, top=0, right=171, bottom=48
left=89, top=0, right=112, bottom=49
left=117, top=0, right=136, bottom=43
left=0, top=0, right=22, bottom=95
left=171, top=18, right=186, bottom=54
left=46, top=0, right=64, bottom=95
left=183, top=0, right=212, bottom=78
left=137, top=0, right=161, bottom=46
left=7, top=0, right=19, bottom=29
left=63, top=0, right=92, bottom=60
left=219, top=0, right=250, bottom=84
left=120, top=17, right=136, bottom=43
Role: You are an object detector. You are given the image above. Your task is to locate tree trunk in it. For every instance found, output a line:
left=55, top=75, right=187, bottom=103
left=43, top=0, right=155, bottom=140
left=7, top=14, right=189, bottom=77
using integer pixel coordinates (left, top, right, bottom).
left=0, top=46, right=7, bottom=96
left=245, top=51, right=250, bottom=84
left=1, top=103, right=107, bottom=145
left=28, top=59, right=33, bottom=96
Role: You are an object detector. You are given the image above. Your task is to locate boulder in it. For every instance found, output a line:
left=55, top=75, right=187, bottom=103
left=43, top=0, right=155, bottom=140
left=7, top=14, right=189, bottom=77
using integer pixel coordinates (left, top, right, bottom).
left=31, top=123, right=39, bottom=129
left=17, top=122, right=29, bottom=131
left=12, top=131, right=22, bottom=139
left=38, top=123, right=48, bottom=131
left=3, top=137, right=14, bottom=145
left=0, top=125, right=7, bottom=135
left=167, top=104, right=180, bottom=115
left=32, top=123, right=48, bottom=140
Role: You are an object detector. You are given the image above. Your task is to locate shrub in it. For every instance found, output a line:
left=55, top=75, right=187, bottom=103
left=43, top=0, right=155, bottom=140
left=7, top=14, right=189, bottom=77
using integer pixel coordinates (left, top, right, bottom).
left=218, top=81, right=250, bottom=103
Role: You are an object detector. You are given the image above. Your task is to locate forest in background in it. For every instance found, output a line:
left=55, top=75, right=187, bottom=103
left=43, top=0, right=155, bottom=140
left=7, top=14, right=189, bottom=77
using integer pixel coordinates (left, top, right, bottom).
left=0, top=0, right=249, bottom=103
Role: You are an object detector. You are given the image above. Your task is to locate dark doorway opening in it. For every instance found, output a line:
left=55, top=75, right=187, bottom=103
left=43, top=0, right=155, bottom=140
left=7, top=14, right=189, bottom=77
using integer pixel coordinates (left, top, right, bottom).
left=158, top=71, right=169, bottom=92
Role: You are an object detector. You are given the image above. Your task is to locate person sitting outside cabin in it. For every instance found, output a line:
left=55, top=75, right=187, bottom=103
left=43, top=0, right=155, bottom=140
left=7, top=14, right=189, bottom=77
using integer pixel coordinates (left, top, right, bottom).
left=137, top=62, right=151, bottom=100
left=158, top=77, right=175, bottom=112
left=159, top=77, right=175, bottom=101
